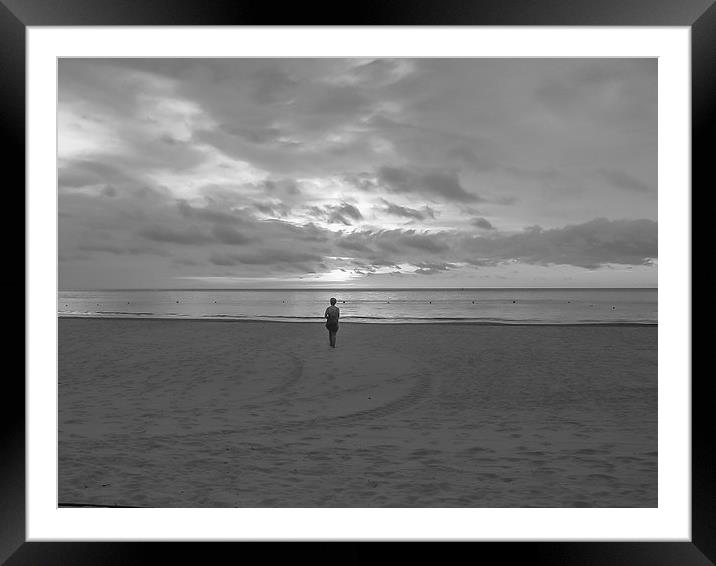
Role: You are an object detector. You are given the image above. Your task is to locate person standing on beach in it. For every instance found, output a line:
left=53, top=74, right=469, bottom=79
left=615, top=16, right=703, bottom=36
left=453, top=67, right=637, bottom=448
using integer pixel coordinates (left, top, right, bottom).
left=325, top=297, right=340, bottom=348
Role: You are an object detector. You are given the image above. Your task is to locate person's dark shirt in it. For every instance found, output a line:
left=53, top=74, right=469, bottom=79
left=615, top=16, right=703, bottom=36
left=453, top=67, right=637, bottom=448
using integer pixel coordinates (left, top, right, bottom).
left=325, top=305, right=340, bottom=325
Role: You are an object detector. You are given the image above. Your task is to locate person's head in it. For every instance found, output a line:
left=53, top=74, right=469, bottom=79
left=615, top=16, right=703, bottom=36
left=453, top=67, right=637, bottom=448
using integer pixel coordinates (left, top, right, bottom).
left=330, top=297, right=337, bottom=305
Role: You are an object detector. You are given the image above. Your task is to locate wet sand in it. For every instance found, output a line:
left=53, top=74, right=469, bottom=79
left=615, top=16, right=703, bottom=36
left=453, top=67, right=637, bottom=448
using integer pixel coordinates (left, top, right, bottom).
left=58, top=318, right=657, bottom=507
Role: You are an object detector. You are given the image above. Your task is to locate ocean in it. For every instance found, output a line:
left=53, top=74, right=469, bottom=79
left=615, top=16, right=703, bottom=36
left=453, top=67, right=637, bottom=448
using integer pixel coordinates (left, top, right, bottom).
left=57, top=288, right=657, bottom=325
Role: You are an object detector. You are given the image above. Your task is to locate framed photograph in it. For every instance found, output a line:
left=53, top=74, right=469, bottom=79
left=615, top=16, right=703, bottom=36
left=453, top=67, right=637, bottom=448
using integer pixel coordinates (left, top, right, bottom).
left=8, top=0, right=706, bottom=563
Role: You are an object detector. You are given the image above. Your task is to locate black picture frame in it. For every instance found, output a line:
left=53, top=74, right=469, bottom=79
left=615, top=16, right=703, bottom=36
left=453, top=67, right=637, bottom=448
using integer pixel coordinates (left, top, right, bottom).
left=6, top=0, right=706, bottom=563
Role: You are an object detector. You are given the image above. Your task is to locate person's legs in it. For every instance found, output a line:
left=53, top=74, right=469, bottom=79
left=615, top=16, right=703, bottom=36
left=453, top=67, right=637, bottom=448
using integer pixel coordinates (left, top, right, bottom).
left=329, top=330, right=337, bottom=347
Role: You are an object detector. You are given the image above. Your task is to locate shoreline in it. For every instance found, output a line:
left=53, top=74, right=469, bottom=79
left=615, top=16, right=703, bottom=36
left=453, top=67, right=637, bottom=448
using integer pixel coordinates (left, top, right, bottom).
left=57, top=314, right=657, bottom=327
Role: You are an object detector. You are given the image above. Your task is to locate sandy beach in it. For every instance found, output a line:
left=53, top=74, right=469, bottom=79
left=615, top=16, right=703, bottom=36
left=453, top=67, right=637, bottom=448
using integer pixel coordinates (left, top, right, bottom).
left=58, top=318, right=657, bottom=507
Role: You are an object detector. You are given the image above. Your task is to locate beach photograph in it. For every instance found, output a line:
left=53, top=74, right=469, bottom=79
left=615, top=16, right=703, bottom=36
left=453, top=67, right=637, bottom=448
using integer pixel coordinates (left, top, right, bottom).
left=58, top=58, right=657, bottom=508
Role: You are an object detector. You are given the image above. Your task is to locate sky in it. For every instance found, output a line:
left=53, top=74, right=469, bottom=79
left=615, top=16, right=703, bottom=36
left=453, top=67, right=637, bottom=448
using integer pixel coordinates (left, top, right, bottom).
left=58, top=58, right=657, bottom=289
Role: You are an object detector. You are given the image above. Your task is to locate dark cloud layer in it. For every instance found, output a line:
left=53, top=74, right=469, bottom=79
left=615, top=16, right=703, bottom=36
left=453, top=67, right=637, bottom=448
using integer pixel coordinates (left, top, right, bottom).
left=599, top=169, right=652, bottom=193
left=471, top=217, right=495, bottom=230
left=380, top=199, right=435, bottom=221
left=210, top=249, right=323, bottom=273
left=377, top=166, right=481, bottom=203
left=138, top=225, right=214, bottom=245
left=328, top=218, right=656, bottom=271
left=461, top=218, right=657, bottom=269
left=211, top=225, right=252, bottom=245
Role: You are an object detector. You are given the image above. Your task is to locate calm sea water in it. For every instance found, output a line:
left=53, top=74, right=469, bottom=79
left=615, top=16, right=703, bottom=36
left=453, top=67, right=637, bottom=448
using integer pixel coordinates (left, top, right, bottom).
left=57, top=288, right=657, bottom=325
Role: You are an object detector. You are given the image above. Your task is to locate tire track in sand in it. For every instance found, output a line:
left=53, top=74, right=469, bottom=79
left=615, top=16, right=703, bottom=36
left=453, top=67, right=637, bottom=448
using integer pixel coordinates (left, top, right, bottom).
left=260, top=371, right=435, bottom=434
left=97, top=353, right=433, bottom=442
left=265, top=354, right=304, bottom=396
left=237, top=353, right=304, bottom=407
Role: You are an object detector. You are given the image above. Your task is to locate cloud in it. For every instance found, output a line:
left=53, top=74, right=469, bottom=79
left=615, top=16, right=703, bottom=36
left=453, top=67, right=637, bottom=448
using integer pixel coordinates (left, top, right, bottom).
left=336, top=234, right=374, bottom=253
left=177, top=199, right=241, bottom=224
left=335, top=203, right=362, bottom=221
left=380, top=199, right=435, bottom=220
left=77, top=242, right=168, bottom=256
left=471, top=217, right=495, bottom=230
left=391, top=231, right=450, bottom=253
left=58, top=159, right=137, bottom=190
left=332, top=218, right=656, bottom=272
left=535, top=59, right=656, bottom=121
left=376, top=166, right=481, bottom=202
left=342, top=229, right=450, bottom=258
left=341, top=172, right=380, bottom=192
left=249, top=66, right=297, bottom=105
left=312, top=87, right=372, bottom=116
left=101, top=185, right=117, bottom=197
left=306, top=202, right=363, bottom=225
left=261, top=178, right=301, bottom=196
left=599, top=169, right=652, bottom=193
left=254, top=202, right=292, bottom=217
left=328, top=59, right=417, bottom=87
left=412, top=262, right=456, bottom=275
left=209, top=249, right=323, bottom=269
left=461, top=218, right=656, bottom=269
left=138, top=225, right=213, bottom=245
left=446, top=145, right=498, bottom=172
left=211, top=225, right=252, bottom=245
